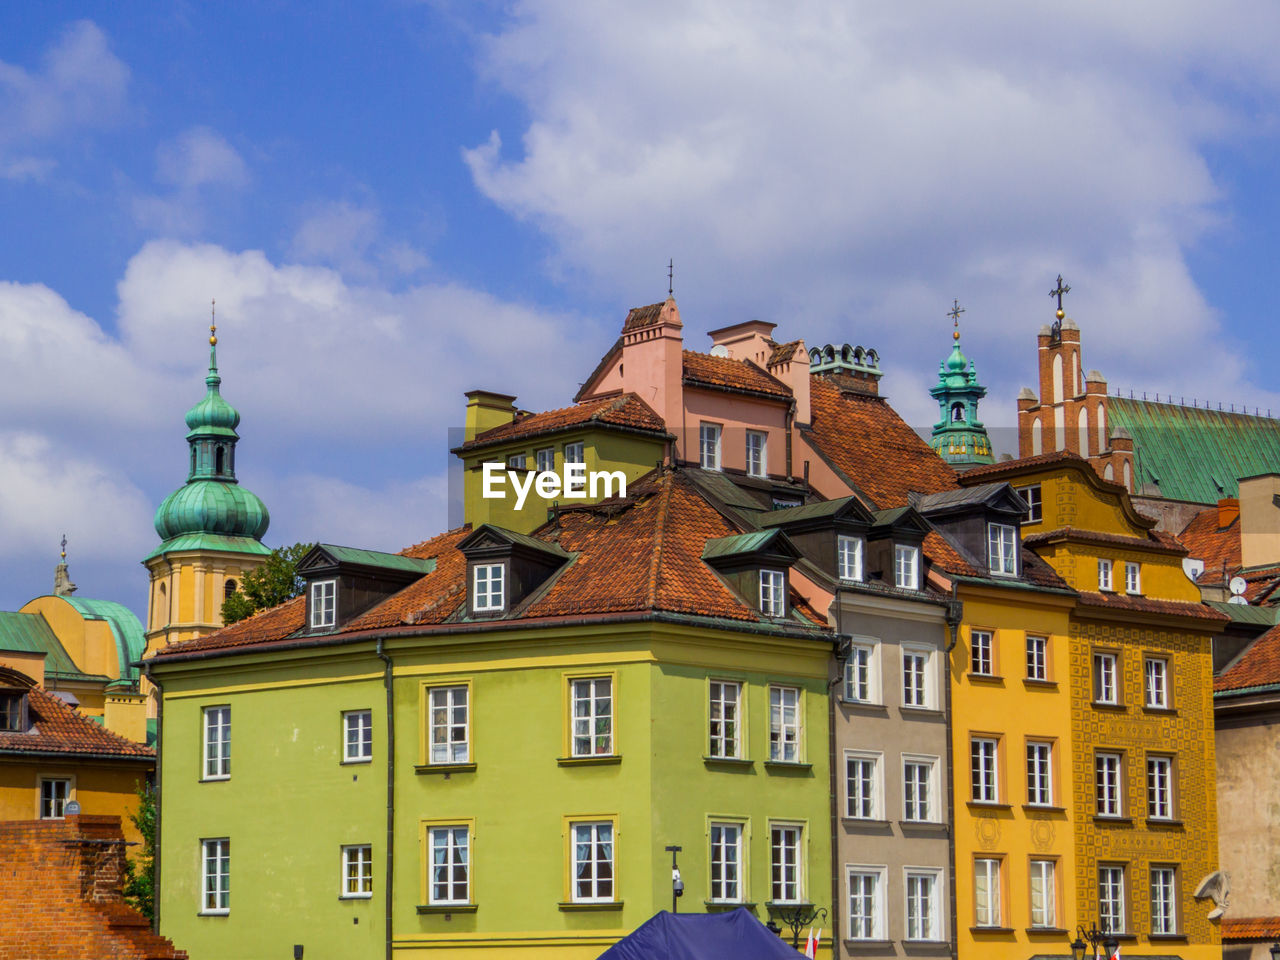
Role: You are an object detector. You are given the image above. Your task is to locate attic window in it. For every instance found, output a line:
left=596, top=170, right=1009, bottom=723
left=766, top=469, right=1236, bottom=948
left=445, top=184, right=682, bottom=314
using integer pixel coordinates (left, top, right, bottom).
left=759, top=569, right=786, bottom=617
left=310, top=580, right=336, bottom=629
left=987, top=523, right=1017, bottom=576
left=0, top=692, right=26, bottom=732
left=838, top=536, right=864, bottom=582
left=472, top=564, right=505, bottom=613
left=894, top=545, right=920, bottom=590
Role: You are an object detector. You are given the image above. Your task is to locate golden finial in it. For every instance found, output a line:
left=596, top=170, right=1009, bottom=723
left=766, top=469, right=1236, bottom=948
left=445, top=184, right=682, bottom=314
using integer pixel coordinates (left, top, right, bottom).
left=60, top=534, right=67, bottom=560
left=1049, top=275, right=1070, bottom=320
left=210, top=298, right=218, bottom=346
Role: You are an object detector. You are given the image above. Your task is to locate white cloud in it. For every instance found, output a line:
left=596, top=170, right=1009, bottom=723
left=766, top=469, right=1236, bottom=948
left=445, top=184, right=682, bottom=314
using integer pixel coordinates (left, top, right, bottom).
left=463, top=0, right=1280, bottom=412
left=289, top=199, right=431, bottom=280
left=156, top=127, right=248, bottom=189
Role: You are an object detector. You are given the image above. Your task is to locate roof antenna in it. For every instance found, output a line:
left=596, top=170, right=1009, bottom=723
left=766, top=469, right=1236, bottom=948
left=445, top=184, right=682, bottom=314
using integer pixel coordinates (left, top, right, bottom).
left=667, top=258, right=674, bottom=299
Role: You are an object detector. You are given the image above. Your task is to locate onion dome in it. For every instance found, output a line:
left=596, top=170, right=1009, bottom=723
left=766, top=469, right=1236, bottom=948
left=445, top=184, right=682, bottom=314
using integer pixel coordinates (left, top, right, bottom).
left=929, top=301, right=994, bottom=469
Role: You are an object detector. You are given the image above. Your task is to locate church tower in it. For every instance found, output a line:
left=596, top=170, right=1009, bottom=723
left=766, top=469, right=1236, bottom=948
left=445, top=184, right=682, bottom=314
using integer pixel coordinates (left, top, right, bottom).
left=929, top=301, right=995, bottom=469
left=142, top=307, right=271, bottom=663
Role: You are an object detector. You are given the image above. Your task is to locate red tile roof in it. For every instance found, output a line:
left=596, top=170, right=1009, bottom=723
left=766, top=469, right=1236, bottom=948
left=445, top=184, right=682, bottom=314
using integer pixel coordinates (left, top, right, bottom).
left=1217, top=623, right=1280, bottom=692
left=0, top=683, right=153, bottom=761
left=682, top=351, right=792, bottom=399
left=153, top=470, right=829, bottom=661
left=622, top=301, right=667, bottom=332
left=455, top=393, right=668, bottom=451
left=1221, top=917, right=1280, bottom=940
left=959, top=449, right=1092, bottom=481
left=1178, top=506, right=1241, bottom=572
left=1074, top=590, right=1227, bottom=623
left=804, top=375, right=959, bottom=509
left=767, top=339, right=804, bottom=365
left=1023, top=526, right=1188, bottom=556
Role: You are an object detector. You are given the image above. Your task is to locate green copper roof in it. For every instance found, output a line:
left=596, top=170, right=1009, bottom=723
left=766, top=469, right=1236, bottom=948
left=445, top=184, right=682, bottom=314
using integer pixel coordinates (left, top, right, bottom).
left=759, top=496, right=860, bottom=526
left=1205, top=600, right=1280, bottom=626
left=154, top=478, right=269, bottom=542
left=702, top=529, right=785, bottom=560
left=185, top=337, right=240, bottom=440
left=145, top=532, right=273, bottom=561
left=1108, top=397, right=1280, bottom=503
left=315, top=544, right=436, bottom=575
left=0, top=611, right=99, bottom=682
left=928, top=332, right=994, bottom=468
left=61, top=597, right=146, bottom=682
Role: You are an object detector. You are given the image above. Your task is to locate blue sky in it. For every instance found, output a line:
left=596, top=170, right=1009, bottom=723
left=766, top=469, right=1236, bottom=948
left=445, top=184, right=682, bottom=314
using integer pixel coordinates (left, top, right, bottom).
left=2, top=2, right=1280, bottom=618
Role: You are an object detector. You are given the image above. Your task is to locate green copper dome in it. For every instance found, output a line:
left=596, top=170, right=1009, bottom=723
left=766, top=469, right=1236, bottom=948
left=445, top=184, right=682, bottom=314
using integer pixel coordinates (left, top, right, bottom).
left=151, top=323, right=271, bottom=553
left=929, top=316, right=995, bottom=469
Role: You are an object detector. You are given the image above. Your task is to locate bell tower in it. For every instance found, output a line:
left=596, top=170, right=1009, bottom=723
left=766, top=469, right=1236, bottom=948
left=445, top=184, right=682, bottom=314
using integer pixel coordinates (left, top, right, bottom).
left=929, top=301, right=994, bottom=469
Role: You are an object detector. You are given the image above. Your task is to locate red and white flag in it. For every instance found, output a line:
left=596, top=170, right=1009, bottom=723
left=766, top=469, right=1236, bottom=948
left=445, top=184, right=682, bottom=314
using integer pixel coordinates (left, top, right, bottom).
left=1110, top=943, right=1121, bottom=960
left=803, top=927, right=821, bottom=958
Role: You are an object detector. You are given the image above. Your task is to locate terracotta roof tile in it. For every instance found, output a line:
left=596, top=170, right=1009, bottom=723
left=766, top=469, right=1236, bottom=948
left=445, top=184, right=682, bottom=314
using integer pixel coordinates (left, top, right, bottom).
left=767, top=339, right=803, bottom=366
left=455, top=394, right=667, bottom=451
left=959, top=449, right=1090, bottom=481
left=1023, top=526, right=1188, bottom=556
left=0, top=684, right=153, bottom=760
left=1221, top=917, right=1280, bottom=940
left=682, top=351, right=792, bottom=399
left=1178, top=506, right=1242, bottom=572
left=1075, top=590, right=1227, bottom=622
left=804, top=375, right=959, bottom=509
left=1217, top=623, right=1280, bottom=692
left=621, top=301, right=666, bottom=331
left=923, top=531, right=1072, bottom=591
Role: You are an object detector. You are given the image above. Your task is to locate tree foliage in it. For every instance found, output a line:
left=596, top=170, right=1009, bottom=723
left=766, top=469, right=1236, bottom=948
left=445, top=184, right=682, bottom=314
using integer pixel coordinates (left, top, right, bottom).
left=123, top=780, right=156, bottom=921
left=220, top=542, right=313, bottom=625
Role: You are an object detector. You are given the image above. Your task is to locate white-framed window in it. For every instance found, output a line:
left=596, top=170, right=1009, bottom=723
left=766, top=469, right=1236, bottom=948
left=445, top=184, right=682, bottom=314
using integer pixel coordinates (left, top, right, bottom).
left=759, top=568, right=785, bottom=617
left=311, top=579, right=336, bottom=628
left=1026, top=741, right=1053, bottom=806
left=571, top=677, right=613, bottom=756
left=845, top=751, right=882, bottom=819
left=894, top=544, right=920, bottom=590
left=844, top=642, right=878, bottom=703
left=903, top=756, right=937, bottom=822
left=847, top=867, right=885, bottom=940
left=1018, top=484, right=1043, bottom=523
left=203, top=705, right=230, bottom=781
left=429, top=826, right=470, bottom=905
left=708, top=680, right=741, bottom=759
left=770, top=824, right=802, bottom=904
left=974, top=858, right=1002, bottom=927
left=341, top=844, right=373, bottom=899
left=699, top=422, right=722, bottom=470
left=1098, top=865, right=1126, bottom=933
left=535, top=447, right=555, bottom=472
left=769, top=685, right=800, bottom=762
left=471, top=564, right=504, bottom=613
left=1026, top=635, right=1048, bottom=681
left=343, top=709, right=372, bottom=763
left=746, top=430, right=767, bottom=478
left=971, top=737, right=998, bottom=803
left=905, top=870, right=942, bottom=941
left=571, top=821, right=614, bottom=903
left=39, top=778, right=70, bottom=819
left=1030, top=859, right=1057, bottom=928
left=902, top=647, right=932, bottom=708
left=1144, top=658, right=1169, bottom=708
left=1098, top=559, right=1114, bottom=591
left=506, top=453, right=527, bottom=470
left=987, top=523, right=1017, bottom=575
left=1125, top=561, right=1141, bottom=594
left=1093, top=652, right=1118, bottom=705
left=709, top=822, right=743, bottom=902
left=1147, top=756, right=1173, bottom=820
left=564, top=441, right=585, bottom=464
left=971, top=630, right=994, bottom=676
left=1150, top=867, right=1177, bottom=935
left=1096, top=753, right=1123, bottom=817
left=201, top=838, right=230, bottom=915
left=428, top=686, right=469, bottom=764
left=837, top=535, right=864, bottom=582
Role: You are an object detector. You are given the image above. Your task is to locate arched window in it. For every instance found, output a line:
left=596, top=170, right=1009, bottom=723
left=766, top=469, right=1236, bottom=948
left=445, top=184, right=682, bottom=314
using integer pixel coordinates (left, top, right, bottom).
left=216, top=446, right=225, bottom=475
left=951, top=402, right=965, bottom=423
left=1123, top=460, right=1132, bottom=491
left=190, top=448, right=197, bottom=475
left=156, top=582, right=167, bottom=629
left=1097, top=406, right=1107, bottom=453
left=1078, top=408, right=1090, bottom=455
left=1104, top=463, right=1115, bottom=481
left=1031, top=418, right=1043, bottom=455
left=224, top=579, right=237, bottom=601
left=1072, top=351, right=1081, bottom=397
left=1052, top=354, right=1064, bottom=404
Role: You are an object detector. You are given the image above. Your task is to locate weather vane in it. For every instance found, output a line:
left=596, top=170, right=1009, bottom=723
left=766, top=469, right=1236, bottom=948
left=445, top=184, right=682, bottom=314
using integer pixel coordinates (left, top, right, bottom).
left=947, top=299, right=965, bottom=341
left=210, top=297, right=217, bottom=346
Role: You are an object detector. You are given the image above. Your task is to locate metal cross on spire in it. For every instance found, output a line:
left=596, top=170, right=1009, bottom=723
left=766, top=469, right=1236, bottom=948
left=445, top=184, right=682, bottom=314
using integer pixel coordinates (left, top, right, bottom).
left=210, top=297, right=217, bottom=345
left=1049, top=275, right=1071, bottom=315
left=667, top=259, right=674, bottom=298
left=947, top=299, right=965, bottom=341
left=60, top=534, right=67, bottom=560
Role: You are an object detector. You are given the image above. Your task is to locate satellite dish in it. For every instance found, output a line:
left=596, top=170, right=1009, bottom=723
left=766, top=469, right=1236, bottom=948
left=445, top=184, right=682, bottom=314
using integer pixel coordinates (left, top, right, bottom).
left=1229, top=576, right=1247, bottom=596
left=709, top=344, right=730, bottom=358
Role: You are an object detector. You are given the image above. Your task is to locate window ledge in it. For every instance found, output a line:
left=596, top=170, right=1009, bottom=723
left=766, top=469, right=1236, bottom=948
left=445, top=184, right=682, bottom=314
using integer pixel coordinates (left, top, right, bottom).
left=705, top=900, right=757, bottom=911
left=966, top=801, right=1012, bottom=811
left=1142, top=706, right=1177, bottom=716
left=558, top=900, right=623, bottom=912
left=765, top=901, right=813, bottom=911
left=1145, top=818, right=1183, bottom=828
left=1026, top=927, right=1070, bottom=936
left=899, top=819, right=946, bottom=830
left=969, top=926, right=1016, bottom=935
left=968, top=674, right=1005, bottom=686
left=198, top=910, right=230, bottom=918
left=417, top=903, right=478, bottom=914
left=1022, top=678, right=1058, bottom=689
left=1106, top=933, right=1137, bottom=942
left=843, top=939, right=893, bottom=947
left=1022, top=804, right=1067, bottom=814
left=1092, top=815, right=1133, bottom=824
left=763, top=760, right=812, bottom=772
left=702, top=755, right=753, bottom=768
left=902, top=938, right=948, bottom=945
left=841, top=817, right=891, bottom=827
left=1091, top=702, right=1127, bottom=711
left=339, top=894, right=373, bottom=901
left=899, top=705, right=943, bottom=716
left=199, top=776, right=230, bottom=784
left=340, top=758, right=373, bottom=766
left=1148, top=933, right=1188, bottom=941
left=840, top=699, right=888, bottom=712
left=414, top=762, right=476, bottom=776
left=557, top=755, right=622, bottom=767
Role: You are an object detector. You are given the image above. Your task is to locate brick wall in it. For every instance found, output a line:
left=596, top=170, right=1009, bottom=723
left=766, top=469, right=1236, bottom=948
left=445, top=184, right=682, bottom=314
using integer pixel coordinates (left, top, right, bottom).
left=0, top=815, right=186, bottom=960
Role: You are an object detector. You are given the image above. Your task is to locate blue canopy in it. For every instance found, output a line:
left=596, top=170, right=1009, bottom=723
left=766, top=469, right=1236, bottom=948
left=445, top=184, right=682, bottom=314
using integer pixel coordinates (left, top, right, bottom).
left=597, top=909, right=802, bottom=960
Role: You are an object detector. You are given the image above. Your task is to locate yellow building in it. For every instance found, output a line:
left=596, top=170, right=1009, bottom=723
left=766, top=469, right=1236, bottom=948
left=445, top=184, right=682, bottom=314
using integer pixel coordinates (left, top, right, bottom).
left=960, top=451, right=1223, bottom=960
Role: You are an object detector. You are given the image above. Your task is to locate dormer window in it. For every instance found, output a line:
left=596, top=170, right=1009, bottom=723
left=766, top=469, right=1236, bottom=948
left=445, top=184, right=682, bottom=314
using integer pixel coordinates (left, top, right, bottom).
left=838, top=536, right=864, bottom=582
left=0, top=691, right=27, bottom=732
left=894, top=545, right=920, bottom=590
left=472, top=564, right=505, bottom=613
left=759, top=569, right=786, bottom=617
left=987, top=523, right=1017, bottom=575
left=310, top=580, right=336, bottom=629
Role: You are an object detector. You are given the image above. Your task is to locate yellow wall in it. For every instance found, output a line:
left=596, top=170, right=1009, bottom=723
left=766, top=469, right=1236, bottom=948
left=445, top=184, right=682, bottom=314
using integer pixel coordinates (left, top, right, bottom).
left=0, top=759, right=150, bottom=845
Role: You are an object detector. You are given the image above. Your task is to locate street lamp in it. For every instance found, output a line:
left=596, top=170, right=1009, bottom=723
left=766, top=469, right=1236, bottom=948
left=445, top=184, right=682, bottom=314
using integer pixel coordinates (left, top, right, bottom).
left=1070, top=935, right=1088, bottom=960
left=1268, top=943, right=1280, bottom=960
left=1073, top=922, right=1111, bottom=960
left=1103, top=934, right=1119, bottom=960
left=664, top=845, right=684, bottom=913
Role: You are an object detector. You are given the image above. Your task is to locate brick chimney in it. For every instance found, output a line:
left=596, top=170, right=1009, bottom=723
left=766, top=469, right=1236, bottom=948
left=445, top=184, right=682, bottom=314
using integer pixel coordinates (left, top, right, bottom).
left=619, top=298, right=684, bottom=432
left=1217, top=497, right=1240, bottom=529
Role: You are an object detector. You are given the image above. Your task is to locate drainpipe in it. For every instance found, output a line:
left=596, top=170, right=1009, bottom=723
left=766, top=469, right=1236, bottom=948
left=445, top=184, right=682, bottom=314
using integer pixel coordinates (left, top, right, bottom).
left=785, top=400, right=795, bottom=480
left=829, top=588, right=852, bottom=959
left=943, top=594, right=963, bottom=960
left=143, top=661, right=163, bottom=936
left=376, top=639, right=395, bottom=960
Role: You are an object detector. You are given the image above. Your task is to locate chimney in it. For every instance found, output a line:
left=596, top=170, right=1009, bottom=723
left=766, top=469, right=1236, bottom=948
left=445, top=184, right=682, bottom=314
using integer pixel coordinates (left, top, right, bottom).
left=1217, top=497, right=1240, bottom=529
left=619, top=298, right=684, bottom=437
left=463, top=391, right=517, bottom=442
left=1238, top=474, right=1280, bottom=568
left=707, top=320, right=777, bottom=367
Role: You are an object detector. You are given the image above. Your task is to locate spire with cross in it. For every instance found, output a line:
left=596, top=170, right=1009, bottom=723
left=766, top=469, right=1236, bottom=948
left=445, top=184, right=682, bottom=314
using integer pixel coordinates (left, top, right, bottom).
left=1048, top=274, right=1070, bottom=343
left=667, top=259, right=674, bottom=299
left=947, top=298, right=965, bottom=342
